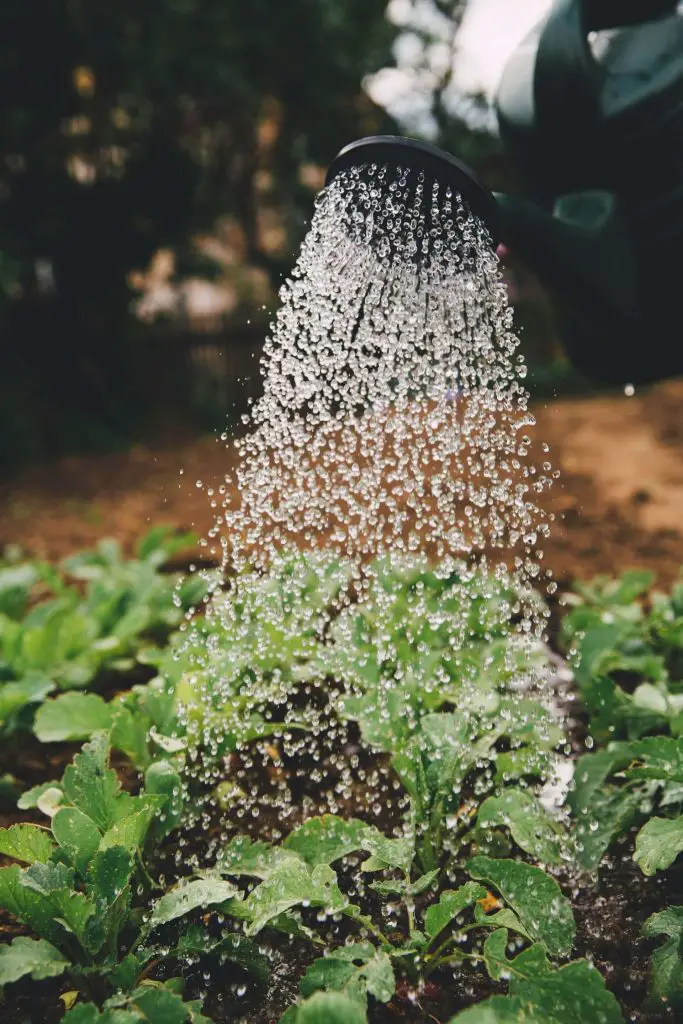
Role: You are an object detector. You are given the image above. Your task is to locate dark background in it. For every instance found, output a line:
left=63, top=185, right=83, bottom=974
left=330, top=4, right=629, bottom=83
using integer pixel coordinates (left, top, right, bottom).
left=0, top=0, right=568, bottom=473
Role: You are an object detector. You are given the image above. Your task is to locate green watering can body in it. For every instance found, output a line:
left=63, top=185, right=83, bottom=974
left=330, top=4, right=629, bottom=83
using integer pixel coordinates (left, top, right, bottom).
left=496, top=0, right=683, bottom=383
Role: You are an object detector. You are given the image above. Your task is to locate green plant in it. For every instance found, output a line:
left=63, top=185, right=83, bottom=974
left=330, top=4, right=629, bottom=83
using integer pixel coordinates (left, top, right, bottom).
left=318, top=556, right=549, bottom=750
left=0, top=733, right=267, bottom=1018
left=562, top=568, right=683, bottom=743
left=0, top=528, right=206, bottom=740
left=202, top=801, right=616, bottom=1024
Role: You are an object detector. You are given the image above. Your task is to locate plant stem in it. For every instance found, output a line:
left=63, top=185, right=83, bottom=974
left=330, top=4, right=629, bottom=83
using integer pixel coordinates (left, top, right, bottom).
left=431, top=950, right=484, bottom=971
left=355, top=913, right=393, bottom=947
left=135, top=849, right=158, bottom=892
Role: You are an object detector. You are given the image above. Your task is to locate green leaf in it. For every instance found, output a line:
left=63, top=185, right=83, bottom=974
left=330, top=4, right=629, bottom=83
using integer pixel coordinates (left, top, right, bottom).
left=473, top=902, right=532, bottom=941
left=144, top=761, right=184, bottom=840
left=0, top=823, right=56, bottom=864
left=448, top=995, right=547, bottom=1022
left=0, top=935, right=68, bottom=985
left=477, top=791, right=566, bottom=866
left=136, top=525, right=197, bottom=564
left=370, top=869, right=439, bottom=898
left=100, top=802, right=158, bottom=855
left=0, top=674, right=55, bottom=726
left=642, top=906, right=683, bottom=1010
left=34, top=692, right=115, bottom=743
left=62, top=734, right=133, bottom=831
left=17, top=780, right=61, bottom=811
left=87, top=847, right=133, bottom=903
left=0, top=862, right=96, bottom=949
left=111, top=705, right=151, bottom=772
left=66, top=985, right=197, bottom=1024
left=0, top=562, right=41, bottom=619
left=53, top=808, right=102, bottom=874
left=284, top=816, right=369, bottom=866
left=359, top=830, right=414, bottom=874
left=22, top=861, right=97, bottom=944
left=300, top=945, right=394, bottom=1005
left=147, top=877, right=239, bottom=932
left=294, top=991, right=368, bottom=1024
left=0, top=865, right=68, bottom=946
left=481, top=931, right=624, bottom=1024
left=467, top=857, right=575, bottom=957
left=174, top=925, right=270, bottom=985
left=244, top=860, right=349, bottom=937
left=63, top=1005, right=138, bottom=1024
left=127, top=985, right=191, bottom=1024
left=215, top=835, right=300, bottom=879
left=634, top=816, right=683, bottom=875
left=572, top=785, right=641, bottom=872
left=300, top=952, right=367, bottom=1003
left=363, top=950, right=395, bottom=1003
left=424, top=882, right=488, bottom=940
left=625, top=737, right=683, bottom=784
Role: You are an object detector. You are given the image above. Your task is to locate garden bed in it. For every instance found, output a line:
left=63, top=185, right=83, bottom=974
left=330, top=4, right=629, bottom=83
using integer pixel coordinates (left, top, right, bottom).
left=1, top=530, right=683, bottom=1022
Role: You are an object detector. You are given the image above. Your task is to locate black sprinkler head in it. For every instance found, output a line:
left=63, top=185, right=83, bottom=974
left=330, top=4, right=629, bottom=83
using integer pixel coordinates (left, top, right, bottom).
left=325, top=135, right=501, bottom=248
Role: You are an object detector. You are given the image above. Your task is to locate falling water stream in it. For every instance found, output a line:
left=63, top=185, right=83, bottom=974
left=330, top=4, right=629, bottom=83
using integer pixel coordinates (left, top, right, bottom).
left=173, top=162, right=558, bottom=878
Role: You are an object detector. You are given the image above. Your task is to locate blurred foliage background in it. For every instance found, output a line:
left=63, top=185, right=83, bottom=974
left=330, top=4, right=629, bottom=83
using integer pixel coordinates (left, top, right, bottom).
left=0, top=0, right=567, bottom=473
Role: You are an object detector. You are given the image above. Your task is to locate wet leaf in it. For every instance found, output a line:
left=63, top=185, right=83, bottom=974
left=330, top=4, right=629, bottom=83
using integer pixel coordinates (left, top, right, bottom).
left=473, top=902, right=532, bottom=941
left=467, top=857, right=575, bottom=957
left=144, top=761, right=184, bottom=840
left=625, top=737, right=683, bottom=784
left=481, top=930, right=624, bottom=1023
left=448, top=995, right=546, bottom=1022
left=570, top=762, right=641, bottom=872
left=301, top=944, right=393, bottom=1005
left=22, top=861, right=97, bottom=944
left=216, top=835, right=301, bottom=879
left=0, top=935, right=68, bottom=984
left=370, top=869, right=438, bottom=898
left=87, top=847, right=133, bottom=903
left=62, top=734, right=133, bottom=831
left=174, top=925, right=270, bottom=985
left=294, top=990, right=368, bottom=1024
left=642, top=906, right=683, bottom=1010
left=0, top=823, right=56, bottom=864
left=99, top=801, right=158, bottom=855
left=244, top=860, right=348, bottom=936
left=127, top=984, right=191, bottom=1024
left=358, top=830, right=414, bottom=874
left=110, top=705, right=152, bottom=771
left=284, top=815, right=368, bottom=866
left=52, top=808, right=101, bottom=874
left=424, top=882, right=487, bottom=940
left=634, top=816, right=683, bottom=875
left=477, top=791, right=565, bottom=866
left=147, top=878, right=239, bottom=931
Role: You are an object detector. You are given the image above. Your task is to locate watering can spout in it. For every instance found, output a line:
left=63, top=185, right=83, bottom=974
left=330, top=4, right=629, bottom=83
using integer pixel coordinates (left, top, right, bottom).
left=493, top=190, right=644, bottom=381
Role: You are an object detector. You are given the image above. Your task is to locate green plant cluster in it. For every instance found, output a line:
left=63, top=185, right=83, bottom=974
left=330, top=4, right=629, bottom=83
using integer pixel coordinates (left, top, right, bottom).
left=562, top=569, right=683, bottom=1012
left=0, top=526, right=207, bottom=745
left=0, top=542, right=682, bottom=1020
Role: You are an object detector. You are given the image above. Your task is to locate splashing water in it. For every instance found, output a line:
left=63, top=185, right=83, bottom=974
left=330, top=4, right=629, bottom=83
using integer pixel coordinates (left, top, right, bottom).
left=173, top=162, right=557, bottom=847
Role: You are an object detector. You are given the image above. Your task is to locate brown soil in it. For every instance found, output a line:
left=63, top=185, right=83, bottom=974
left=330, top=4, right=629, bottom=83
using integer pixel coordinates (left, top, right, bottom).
left=3, top=379, right=683, bottom=589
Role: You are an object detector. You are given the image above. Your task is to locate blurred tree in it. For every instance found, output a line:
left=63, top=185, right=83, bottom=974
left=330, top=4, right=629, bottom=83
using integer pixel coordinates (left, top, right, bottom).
left=0, top=0, right=395, bottom=464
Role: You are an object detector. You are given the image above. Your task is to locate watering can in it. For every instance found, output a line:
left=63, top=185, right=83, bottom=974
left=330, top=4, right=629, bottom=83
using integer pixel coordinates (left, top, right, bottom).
left=327, top=0, right=683, bottom=385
